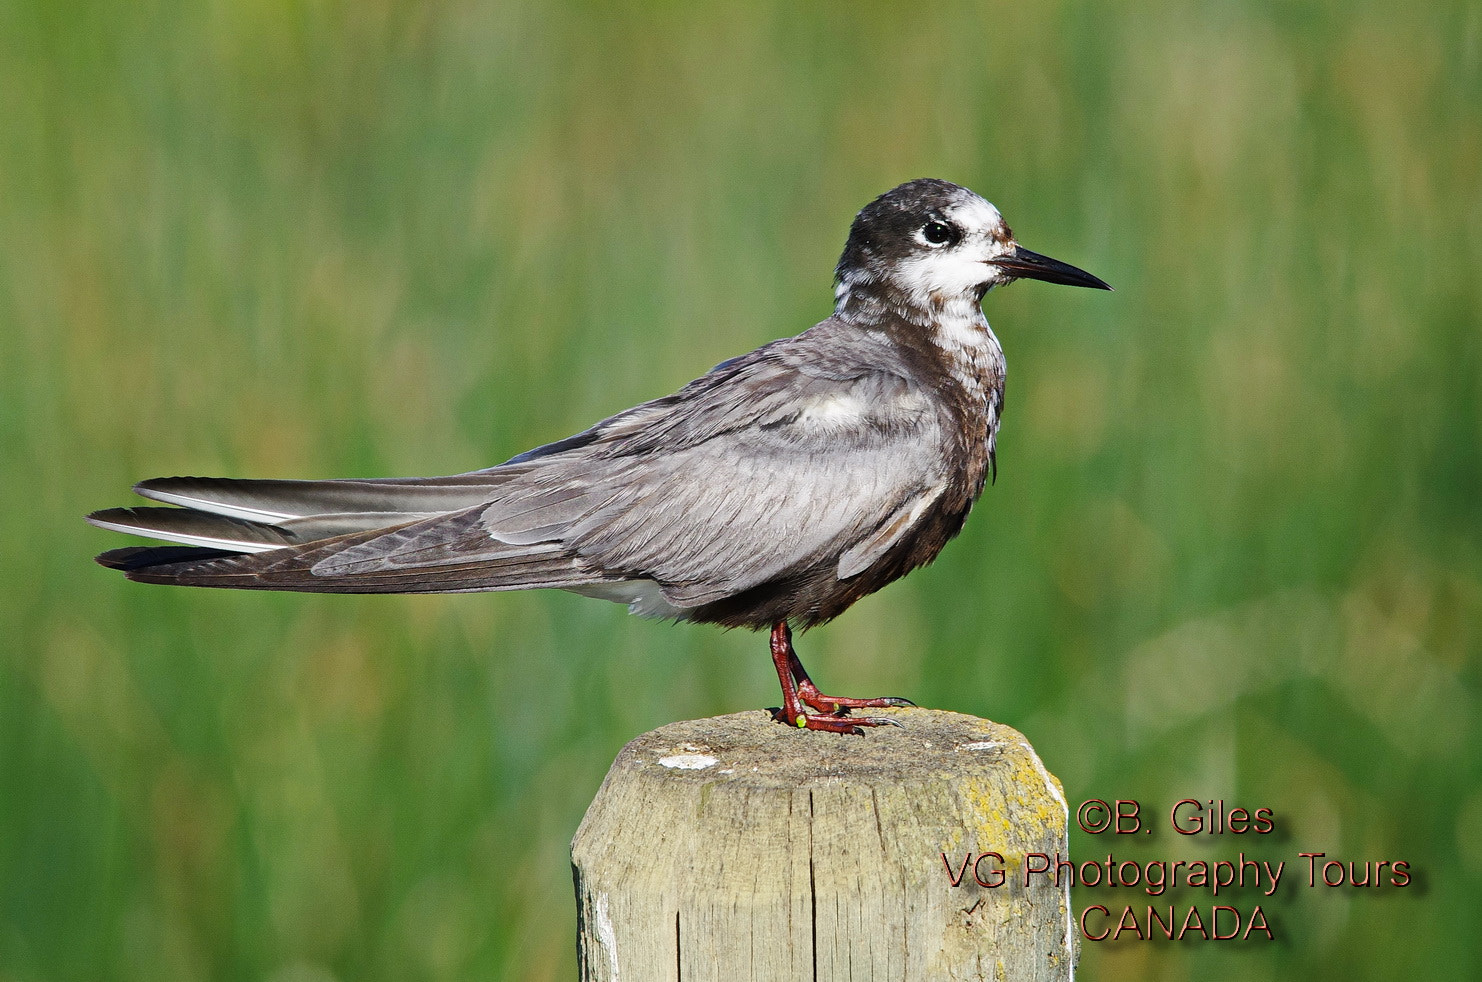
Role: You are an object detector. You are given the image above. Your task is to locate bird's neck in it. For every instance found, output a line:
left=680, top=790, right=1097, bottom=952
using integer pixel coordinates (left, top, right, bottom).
left=834, top=276, right=1005, bottom=496
left=833, top=280, right=1005, bottom=402
left=834, top=271, right=989, bottom=328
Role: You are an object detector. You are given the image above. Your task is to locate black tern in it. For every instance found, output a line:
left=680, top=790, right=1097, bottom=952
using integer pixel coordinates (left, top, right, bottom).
left=89, top=179, right=1110, bottom=734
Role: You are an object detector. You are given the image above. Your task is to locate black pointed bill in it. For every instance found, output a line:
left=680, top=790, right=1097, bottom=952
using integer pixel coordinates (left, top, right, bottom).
left=993, top=245, right=1112, bottom=291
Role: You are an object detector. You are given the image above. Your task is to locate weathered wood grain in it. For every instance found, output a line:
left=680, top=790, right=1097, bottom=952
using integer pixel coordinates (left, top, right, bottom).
left=572, top=708, right=1074, bottom=981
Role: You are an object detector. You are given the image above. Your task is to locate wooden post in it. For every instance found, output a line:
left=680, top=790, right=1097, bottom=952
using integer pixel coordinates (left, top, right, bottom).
left=572, top=708, right=1075, bottom=981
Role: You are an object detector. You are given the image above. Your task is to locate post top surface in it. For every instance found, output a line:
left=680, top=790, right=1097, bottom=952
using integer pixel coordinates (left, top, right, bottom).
left=611, top=708, right=1052, bottom=791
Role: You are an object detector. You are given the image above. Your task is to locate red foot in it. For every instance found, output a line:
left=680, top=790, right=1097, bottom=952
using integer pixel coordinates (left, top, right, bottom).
left=768, top=621, right=912, bottom=735
left=771, top=707, right=904, bottom=734
left=797, top=679, right=914, bottom=715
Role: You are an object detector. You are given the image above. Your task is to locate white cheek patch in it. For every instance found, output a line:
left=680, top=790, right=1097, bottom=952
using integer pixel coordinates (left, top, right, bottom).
left=895, top=250, right=996, bottom=308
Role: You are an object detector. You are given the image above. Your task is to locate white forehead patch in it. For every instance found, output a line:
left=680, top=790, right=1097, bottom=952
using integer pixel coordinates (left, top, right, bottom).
left=946, top=194, right=1005, bottom=236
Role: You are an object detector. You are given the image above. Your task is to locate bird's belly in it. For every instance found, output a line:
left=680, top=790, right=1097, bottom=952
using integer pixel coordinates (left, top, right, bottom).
left=565, top=579, right=691, bottom=620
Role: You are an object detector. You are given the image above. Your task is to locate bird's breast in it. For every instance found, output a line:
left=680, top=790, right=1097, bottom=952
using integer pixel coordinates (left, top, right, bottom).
left=925, top=318, right=1005, bottom=499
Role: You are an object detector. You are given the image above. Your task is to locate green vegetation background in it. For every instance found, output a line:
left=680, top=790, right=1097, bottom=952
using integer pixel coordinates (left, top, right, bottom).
left=2, top=0, right=1478, bottom=979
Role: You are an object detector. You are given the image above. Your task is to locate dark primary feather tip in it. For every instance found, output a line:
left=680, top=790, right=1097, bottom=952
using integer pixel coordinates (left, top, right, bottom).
left=95, top=546, right=153, bottom=570
left=95, top=545, right=236, bottom=572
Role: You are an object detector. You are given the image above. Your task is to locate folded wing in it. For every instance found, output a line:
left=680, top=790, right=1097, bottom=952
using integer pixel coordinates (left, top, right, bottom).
left=90, top=326, right=950, bottom=611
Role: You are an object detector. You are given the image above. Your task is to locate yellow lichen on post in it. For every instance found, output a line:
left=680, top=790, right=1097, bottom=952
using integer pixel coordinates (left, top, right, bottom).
left=572, top=708, right=1075, bottom=982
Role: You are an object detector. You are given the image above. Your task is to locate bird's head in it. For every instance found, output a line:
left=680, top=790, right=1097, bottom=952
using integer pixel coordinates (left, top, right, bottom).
left=834, top=179, right=1110, bottom=323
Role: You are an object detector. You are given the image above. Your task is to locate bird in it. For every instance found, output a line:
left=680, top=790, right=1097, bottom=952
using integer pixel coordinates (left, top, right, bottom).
left=88, top=179, right=1110, bottom=734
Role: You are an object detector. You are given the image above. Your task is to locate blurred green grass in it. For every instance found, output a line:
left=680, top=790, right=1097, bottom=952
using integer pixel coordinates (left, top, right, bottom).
left=1, top=0, right=1479, bottom=979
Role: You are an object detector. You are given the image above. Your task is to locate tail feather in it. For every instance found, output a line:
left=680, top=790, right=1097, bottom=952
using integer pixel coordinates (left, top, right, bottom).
left=87, top=507, right=301, bottom=553
left=109, top=534, right=605, bottom=595
left=90, top=468, right=643, bottom=597
left=86, top=505, right=446, bottom=552
left=90, top=475, right=624, bottom=596
left=134, top=475, right=513, bottom=523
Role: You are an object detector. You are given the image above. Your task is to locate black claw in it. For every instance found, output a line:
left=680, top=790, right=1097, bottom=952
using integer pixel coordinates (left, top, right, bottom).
left=879, top=696, right=916, bottom=707
left=861, top=716, right=906, bottom=729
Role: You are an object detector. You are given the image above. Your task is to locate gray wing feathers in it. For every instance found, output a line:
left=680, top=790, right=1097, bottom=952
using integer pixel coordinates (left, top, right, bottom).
left=836, top=486, right=946, bottom=579
left=312, top=507, right=569, bottom=576
left=107, top=504, right=612, bottom=594
left=480, top=346, right=944, bottom=601
left=559, top=449, right=909, bottom=605
left=481, top=483, right=619, bottom=547
left=96, top=321, right=949, bottom=600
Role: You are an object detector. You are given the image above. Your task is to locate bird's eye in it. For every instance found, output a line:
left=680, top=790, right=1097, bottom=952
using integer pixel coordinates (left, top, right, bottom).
left=922, top=221, right=954, bottom=245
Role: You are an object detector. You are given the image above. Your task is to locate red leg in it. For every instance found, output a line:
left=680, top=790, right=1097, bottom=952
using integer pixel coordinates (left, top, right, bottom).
left=769, top=621, right=908, bottom=734
left=792, top=648, right=916, bottom=714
